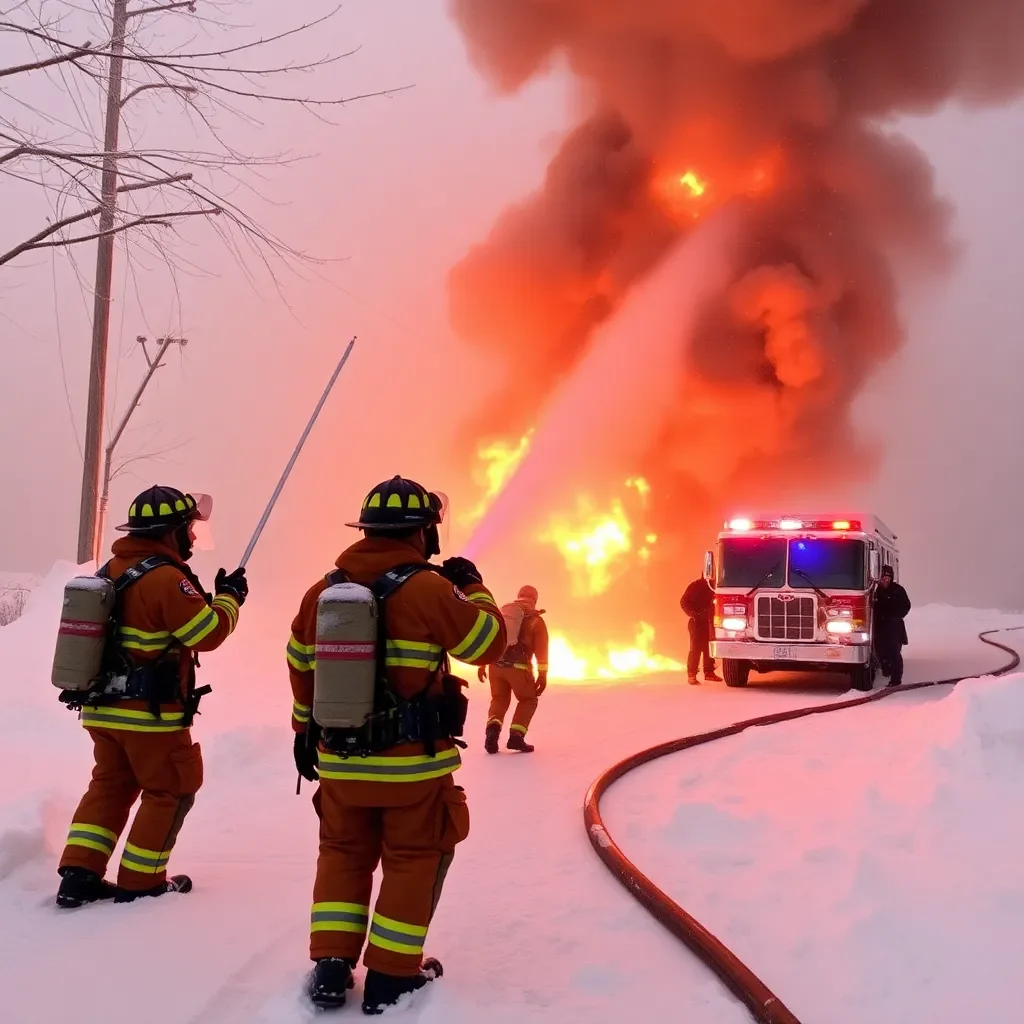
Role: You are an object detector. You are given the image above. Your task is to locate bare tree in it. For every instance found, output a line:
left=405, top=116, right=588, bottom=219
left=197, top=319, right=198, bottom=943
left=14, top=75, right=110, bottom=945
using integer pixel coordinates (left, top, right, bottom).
left=0, top=1, right=406, bottom=269
left=0, top=0, right=409, bottom=559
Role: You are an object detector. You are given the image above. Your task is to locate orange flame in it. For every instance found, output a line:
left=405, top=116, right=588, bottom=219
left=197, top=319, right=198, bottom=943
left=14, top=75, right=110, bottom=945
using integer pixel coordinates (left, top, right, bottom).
left=462, top=430, right=534, bottom=525
left=548, top=623, right=682, bottom=682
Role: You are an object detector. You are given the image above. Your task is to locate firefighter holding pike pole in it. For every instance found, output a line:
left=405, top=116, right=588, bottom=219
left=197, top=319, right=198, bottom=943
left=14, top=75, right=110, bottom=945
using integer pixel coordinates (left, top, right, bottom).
left=50, top=338, right=357, bottom=910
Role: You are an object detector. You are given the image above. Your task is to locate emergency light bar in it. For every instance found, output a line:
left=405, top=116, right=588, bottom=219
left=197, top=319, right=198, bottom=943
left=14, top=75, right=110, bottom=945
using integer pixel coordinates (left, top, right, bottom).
left=724, top=518, right=862, bottom=532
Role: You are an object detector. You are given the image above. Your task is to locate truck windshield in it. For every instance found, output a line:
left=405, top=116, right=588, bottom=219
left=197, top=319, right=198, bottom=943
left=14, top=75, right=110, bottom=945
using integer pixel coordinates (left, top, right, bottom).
left=718, top=537, right=787, bottom=588
left=787, top=538, right=865, bottom=590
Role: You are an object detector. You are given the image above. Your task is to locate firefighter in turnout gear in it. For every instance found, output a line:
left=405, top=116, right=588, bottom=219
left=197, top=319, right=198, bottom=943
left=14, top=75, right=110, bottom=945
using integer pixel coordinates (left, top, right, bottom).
left=56, top=486, right=247, bottom=908
left=480, top=585, right=549, bottom=754
left=287, top=476, right=506, bottom=1014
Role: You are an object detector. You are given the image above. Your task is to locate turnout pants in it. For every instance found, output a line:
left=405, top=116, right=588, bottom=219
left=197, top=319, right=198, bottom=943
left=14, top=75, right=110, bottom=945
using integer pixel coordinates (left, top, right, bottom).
left=487, top=666, right=539, bottom=736
left=59, top=728, right=203, bottom=891
left=310, top=774, right=470, bottom=976
left=687, top=619, right=715, bottom=677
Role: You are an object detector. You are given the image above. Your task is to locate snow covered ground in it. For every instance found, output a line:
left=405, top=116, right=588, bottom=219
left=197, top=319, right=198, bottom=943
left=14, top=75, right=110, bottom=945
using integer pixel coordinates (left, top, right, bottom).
left=1, top=564, right=1021, bottom=1023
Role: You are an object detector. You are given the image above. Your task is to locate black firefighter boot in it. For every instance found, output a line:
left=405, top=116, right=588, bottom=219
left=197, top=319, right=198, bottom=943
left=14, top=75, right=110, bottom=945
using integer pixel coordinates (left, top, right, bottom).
left=506, top=729, right=535, bottom=753
left=113, top=874, right=193, bottom=903
left=308, top=957, right=357, bottom=1010
left=484, top=721, right=501, bottom=755
left=362, top=958, right=443, bottom=1015
left=55, top=866, right=117, bottom=909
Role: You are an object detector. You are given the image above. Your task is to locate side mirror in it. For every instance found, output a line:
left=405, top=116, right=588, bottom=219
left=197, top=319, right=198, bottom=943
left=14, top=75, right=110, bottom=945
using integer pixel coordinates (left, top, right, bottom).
left=703, top=549, right=715, bottom=582
left=869, top=549, right=880, bottom=583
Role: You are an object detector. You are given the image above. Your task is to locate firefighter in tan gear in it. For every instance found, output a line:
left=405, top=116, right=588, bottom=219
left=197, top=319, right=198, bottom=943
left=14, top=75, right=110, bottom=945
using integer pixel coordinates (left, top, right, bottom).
left=480, top=585, right=549, bottom=754
left=55, top=486, right=247, bottom=908
left=286, top=475, right=506, bottom=1014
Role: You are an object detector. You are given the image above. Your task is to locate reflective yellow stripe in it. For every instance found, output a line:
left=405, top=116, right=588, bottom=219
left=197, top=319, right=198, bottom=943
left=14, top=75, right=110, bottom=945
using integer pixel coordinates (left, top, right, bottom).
left=310, top=901, right=370, bottom=933
left=466, top=591, right=494, bottom=605
left=81, top=706, right=186, bottom=733
left=510, top=723, right=528, bottom=735
left=384, top=639, right=443, bottom=670
left=286, top=635, right=314, bottom=672
left=449, top=610, right=500, bottom=662
left=174, top=605, right=219, bottom=647
left=117, top=626, right=173, bottom=652
left=536, top=662, right=548, bottom=671
left=212, top=594, right=239, bottom=631
left=368, top=912, right=427, bottom=955
left=292, top=701, right=312, bottom=724
left=120, top=840, right=172, bottom=874
left=512, top=663, right=530, bottom=670
left=317, top=746, right=461, bottom=783
left=65, top=822, right=118, bottom=855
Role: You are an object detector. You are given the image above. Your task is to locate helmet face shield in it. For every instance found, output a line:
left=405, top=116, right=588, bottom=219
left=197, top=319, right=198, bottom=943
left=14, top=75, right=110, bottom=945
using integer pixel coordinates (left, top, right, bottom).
left=189, top=492, right=213, bottom=522
left=431, top=491, right=449, bottom=556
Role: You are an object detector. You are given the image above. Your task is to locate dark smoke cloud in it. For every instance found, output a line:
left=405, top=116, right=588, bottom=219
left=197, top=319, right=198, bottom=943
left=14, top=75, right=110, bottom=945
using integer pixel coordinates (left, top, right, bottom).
left=448, top=0, right=1024, bottom=629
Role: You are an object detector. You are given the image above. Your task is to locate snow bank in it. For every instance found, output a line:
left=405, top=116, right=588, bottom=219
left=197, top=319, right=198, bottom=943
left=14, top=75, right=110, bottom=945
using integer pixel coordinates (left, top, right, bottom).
left=606, top=667, right=1024, bottom=1023
left=2, top=562, right=1020, bottom=1023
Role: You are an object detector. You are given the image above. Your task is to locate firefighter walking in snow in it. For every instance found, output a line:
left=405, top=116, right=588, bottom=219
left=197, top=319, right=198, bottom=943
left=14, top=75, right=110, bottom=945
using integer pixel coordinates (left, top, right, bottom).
left=54, top=486, right=247, bottom=908
left=680, top=574, right=720, bottom=685
left=479, top=585, right=549, bottom=753
left=873, top=565, right=911, bottom=687
left=286, top=476, right=505, bottom=1014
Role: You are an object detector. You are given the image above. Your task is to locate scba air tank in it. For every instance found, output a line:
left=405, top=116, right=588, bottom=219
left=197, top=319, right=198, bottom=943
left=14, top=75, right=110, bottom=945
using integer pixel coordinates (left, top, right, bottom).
left=51, top=576, right=117, bottom=691
left=313, top=582, right=378, bottom=729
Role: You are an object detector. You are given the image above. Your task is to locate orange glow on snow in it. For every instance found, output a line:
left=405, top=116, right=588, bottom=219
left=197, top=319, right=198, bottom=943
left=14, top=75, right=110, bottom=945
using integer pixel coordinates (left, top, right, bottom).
left=548, top=623, right=682, bottom=682
left=462, top=430, right=534, bottom=525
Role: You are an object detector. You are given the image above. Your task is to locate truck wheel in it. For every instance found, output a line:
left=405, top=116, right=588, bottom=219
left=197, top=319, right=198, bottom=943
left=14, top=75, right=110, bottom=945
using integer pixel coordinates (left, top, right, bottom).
left=850, top=664, right=874, bottom=692
left=723, top=659, right=750, bottom=688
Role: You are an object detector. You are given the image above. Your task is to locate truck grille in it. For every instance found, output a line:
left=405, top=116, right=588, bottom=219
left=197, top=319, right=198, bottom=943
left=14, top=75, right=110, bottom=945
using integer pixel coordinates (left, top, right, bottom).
left=755, top=595, right=816, bottom=641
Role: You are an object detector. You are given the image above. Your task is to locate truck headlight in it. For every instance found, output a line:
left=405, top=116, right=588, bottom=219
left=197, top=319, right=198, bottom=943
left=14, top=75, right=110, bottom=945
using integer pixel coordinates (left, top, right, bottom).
left=721, top=616, right=746, bottom=631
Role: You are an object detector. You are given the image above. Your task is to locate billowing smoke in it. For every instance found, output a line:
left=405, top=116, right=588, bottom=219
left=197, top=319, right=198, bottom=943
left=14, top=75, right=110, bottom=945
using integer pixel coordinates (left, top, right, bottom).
left=447, top=0, right=1024, bottom=639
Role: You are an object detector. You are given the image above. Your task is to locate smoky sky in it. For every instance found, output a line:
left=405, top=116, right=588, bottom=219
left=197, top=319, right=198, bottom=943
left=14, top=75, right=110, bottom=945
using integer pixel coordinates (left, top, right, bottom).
left=446, top=0, right=1024, bottom=616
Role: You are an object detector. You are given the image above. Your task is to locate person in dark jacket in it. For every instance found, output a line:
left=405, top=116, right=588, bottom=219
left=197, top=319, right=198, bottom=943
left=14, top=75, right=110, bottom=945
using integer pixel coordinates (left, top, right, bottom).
left=873, top=565, right=910, bottom=687
left=680, top=576, right=720, bottom=685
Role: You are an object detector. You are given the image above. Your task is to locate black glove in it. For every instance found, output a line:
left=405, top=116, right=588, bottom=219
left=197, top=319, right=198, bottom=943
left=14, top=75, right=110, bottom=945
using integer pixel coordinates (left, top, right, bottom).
left=215, top=566, right=248, bottom=606
left=293, top=730, right=319, bottom=782
left=439, top=557, right=483, bottom=589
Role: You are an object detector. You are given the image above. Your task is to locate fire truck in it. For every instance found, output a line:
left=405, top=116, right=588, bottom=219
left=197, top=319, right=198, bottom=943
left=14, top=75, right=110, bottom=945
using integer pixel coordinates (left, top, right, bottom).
left=704, top=514, right=900, bottom=690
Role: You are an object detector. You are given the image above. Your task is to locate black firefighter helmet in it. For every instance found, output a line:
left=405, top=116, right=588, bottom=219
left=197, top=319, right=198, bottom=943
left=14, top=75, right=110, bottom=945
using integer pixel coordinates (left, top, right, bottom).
left=347, top=476, right=445, bottom=557
left=116, top=485, right=211, bottom=535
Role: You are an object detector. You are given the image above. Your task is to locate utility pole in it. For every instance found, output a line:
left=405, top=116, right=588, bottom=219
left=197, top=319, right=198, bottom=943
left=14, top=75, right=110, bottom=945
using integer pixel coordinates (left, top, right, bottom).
left=76, top=0, right=129, bottom=563
left=94, top=335, right=188, bottom=556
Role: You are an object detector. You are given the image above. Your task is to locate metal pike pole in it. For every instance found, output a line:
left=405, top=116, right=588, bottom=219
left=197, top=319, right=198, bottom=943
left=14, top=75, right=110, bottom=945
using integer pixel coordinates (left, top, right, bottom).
left=239, top=336, right=356, bottom=570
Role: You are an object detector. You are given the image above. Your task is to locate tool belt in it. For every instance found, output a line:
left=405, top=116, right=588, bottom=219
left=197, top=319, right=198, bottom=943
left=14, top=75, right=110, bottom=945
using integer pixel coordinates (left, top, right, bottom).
left=322, top=673, right=469, bottom=759
left=59, top=653, right=212, bottom=727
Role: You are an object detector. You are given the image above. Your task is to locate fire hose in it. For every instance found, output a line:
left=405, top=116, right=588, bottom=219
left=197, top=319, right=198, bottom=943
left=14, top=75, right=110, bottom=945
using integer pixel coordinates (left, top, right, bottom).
left=583, top=627, right=1023, bottom=1024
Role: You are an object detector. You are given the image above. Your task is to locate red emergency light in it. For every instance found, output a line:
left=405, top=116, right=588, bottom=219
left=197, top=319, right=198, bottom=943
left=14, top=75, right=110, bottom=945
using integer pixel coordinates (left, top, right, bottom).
left=724, top=518, right=862, bottom=532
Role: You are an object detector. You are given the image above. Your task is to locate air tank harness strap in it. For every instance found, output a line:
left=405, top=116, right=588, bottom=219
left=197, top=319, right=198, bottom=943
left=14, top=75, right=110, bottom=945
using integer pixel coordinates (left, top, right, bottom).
left=320, top=563, right=468, bottom=758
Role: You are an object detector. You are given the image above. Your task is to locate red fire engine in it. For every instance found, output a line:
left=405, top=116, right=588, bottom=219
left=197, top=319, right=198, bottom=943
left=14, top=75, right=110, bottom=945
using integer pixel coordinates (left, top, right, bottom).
left=704, top=514, right=900, bottom=690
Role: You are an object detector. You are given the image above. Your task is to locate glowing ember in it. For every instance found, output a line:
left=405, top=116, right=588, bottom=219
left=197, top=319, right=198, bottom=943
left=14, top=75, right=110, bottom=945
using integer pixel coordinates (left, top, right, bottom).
left=547, top=623, right=682, bottom=682
left=678, top=170, right=706, bottom=198
left=540, top=495, right=632, bottom=597
left=462, top=430, right=533, bottom=525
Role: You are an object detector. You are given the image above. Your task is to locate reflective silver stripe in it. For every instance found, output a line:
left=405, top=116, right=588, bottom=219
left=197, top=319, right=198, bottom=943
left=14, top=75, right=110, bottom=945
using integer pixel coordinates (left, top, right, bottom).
left=120, top=848, right=171, bottom=871
left=66, top=828, right=115, bottom=851
left=175, top=607, right=219, bottom=646
left=452, top=611, right=500, bottom=663
left=81, top=709, right=185, bottom=732
left=317, top=747, right=461, bottom=782
left=310, top=910, right=368, bottom=926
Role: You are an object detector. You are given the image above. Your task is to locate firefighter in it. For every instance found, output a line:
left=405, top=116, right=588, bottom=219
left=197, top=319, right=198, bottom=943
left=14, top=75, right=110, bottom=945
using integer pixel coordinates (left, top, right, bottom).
left=55, top=486, right=247, bottom=908
left=680, top=574, right=720, bottom=684
left=479, top=585, right=549, bottom=754
left=286, top=475, right=506, bottom=1014
left=873, top=565, right=911, bottom=687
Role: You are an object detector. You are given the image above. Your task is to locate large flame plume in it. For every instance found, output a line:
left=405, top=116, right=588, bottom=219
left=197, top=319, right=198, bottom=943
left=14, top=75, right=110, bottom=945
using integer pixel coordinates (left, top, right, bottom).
left=449, top=0, right=1024, bottom=678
